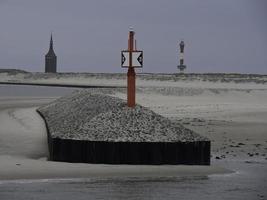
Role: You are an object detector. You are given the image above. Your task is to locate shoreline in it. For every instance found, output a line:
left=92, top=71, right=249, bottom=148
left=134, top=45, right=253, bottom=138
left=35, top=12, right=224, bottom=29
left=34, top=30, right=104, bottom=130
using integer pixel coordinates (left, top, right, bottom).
left=0, top=155, right=232, bottom=181
left=0, top=82, right=125, bottom=89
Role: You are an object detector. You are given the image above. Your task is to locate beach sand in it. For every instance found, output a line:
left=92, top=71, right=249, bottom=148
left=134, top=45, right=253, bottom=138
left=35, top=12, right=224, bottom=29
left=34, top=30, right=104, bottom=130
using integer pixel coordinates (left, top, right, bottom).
left=0, top=104, right=229, bottom=180
left=0, top=74, right=266, bottom=180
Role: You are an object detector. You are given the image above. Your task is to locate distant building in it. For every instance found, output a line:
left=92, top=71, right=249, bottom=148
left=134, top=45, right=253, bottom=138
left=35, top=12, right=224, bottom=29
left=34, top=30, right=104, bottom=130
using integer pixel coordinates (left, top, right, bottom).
left=177, top=40, right=186, bottom=73
left=45, top=34, right=57, bottom=73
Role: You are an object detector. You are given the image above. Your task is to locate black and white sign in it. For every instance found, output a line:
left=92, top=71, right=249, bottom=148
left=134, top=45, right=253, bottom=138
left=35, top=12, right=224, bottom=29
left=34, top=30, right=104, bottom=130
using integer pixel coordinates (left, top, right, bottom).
left=121, top=51, right=143, bottom=68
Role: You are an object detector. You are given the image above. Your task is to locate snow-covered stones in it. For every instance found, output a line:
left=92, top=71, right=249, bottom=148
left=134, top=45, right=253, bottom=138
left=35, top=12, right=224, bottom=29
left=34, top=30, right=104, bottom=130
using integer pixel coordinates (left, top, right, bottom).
left=37, top=90, right=208, bottom=143
left=37, top=90, right=210, bottom=165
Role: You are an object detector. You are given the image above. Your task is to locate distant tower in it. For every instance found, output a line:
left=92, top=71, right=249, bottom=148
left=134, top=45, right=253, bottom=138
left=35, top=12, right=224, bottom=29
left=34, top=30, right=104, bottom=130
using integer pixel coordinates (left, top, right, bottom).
left=177, top=40, right=186, bottom=73
left=45, top=34, right=57, bottom=73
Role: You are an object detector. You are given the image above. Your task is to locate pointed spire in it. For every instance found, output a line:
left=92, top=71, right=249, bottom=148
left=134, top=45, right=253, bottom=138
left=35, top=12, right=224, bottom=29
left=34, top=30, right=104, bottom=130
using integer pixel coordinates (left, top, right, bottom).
left=50, top=33, right=53, bottom=50
left=46, top=33, right=56, bottom=57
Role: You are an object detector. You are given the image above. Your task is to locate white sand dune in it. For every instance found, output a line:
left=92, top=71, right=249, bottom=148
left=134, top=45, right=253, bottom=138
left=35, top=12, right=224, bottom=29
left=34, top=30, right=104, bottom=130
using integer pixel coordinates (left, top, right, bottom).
left=1, top=72, right=267, bottom=89
left=0, top=107, right=48, bottom=158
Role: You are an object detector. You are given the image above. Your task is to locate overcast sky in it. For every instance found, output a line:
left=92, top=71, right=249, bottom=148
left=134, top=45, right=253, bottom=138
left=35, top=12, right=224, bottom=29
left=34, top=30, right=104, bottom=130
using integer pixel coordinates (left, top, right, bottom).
left=0, top=0, right=266, bottom=73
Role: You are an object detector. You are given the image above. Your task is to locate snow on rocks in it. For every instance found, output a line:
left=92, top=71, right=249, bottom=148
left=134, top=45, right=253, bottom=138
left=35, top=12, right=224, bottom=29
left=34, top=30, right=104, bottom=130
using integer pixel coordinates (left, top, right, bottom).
left=37, top=90, right=208, bottom=142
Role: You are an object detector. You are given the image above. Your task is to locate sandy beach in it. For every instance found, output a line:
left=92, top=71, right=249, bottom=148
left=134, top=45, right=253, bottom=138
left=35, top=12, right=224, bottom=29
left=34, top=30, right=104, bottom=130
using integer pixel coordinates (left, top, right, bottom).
left=0, top=96, right=229, bottom=180
left=0, top=73, right=267, bottom=199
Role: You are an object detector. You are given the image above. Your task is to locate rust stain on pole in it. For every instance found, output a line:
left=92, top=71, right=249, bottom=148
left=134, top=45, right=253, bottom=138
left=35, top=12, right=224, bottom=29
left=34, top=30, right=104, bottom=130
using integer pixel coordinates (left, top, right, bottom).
left=127, top=30, right=136, bottom=108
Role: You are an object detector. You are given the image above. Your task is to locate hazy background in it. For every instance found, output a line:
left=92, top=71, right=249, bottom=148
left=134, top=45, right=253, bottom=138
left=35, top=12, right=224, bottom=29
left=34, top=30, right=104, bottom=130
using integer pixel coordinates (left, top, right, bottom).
left=0, top=0, right=266, bottom=74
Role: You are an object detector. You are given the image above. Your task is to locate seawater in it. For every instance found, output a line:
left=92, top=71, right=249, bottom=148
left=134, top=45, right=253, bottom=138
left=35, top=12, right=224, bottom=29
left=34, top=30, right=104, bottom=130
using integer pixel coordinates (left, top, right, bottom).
left=0, top=84, right=75, bottom=97
left=0, top=161, right=266, bottom=200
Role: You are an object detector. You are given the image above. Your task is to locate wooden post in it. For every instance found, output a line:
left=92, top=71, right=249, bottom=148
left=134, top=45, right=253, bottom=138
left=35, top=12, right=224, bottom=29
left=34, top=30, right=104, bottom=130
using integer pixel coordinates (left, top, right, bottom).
left=127, top=30, right=136, bottom=107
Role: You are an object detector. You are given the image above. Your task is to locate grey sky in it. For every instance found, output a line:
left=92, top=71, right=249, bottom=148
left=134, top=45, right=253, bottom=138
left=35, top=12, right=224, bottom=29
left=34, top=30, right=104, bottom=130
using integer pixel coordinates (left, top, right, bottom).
left=0, top=0, right=266, bottom=73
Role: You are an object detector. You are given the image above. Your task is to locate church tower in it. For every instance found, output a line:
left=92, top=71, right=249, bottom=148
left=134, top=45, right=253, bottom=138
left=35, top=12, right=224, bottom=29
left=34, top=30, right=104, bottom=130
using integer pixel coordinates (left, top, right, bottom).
left=45, top=34, right=57, bottom=73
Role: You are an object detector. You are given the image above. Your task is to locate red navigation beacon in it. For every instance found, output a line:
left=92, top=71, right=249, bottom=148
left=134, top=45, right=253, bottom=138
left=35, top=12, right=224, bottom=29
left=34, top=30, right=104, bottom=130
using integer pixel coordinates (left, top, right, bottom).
left=121, top=28, right=143, bottom=108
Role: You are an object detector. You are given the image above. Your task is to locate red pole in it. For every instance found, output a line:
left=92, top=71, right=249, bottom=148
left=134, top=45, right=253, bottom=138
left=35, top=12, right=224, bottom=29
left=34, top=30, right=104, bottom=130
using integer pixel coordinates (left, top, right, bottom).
left=127, top=30, right=136, bottom=107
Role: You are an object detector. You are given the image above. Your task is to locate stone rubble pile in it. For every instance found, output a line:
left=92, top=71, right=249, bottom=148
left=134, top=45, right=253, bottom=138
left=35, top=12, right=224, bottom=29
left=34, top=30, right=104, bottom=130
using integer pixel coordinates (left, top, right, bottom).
left=38, top=90, right=208, bottom=142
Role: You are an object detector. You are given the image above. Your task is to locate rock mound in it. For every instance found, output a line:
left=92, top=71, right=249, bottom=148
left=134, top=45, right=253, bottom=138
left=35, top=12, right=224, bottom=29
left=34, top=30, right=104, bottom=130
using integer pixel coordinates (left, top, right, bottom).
left=38, top=90, right=207, bottom=142
left=37, top=90, right=210, bottom=165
